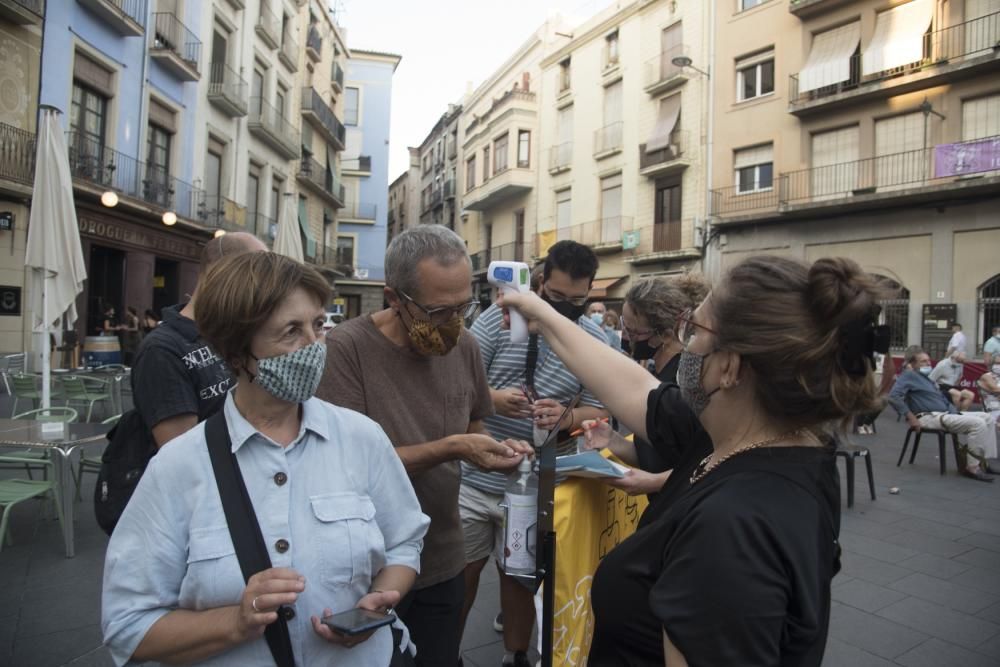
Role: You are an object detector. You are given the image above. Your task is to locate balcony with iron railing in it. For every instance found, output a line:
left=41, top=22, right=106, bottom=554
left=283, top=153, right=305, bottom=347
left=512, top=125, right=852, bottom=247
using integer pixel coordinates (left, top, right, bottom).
left=0, top=0, right=44, bottom=24
left=297, top=154, right=345, bottom=208
left=247, top=212, right=276, bottom=244
left=464, top=90, right=536, bottom=137
left=301, top=87, right=345, bottom=151
left=77, top=0, right=145, bottom=35
left=65, top=131, right=203, bottom=221
left=198, top=194, right=248, bottom=232
left=207, top=62, right=248, bottom=117
left=639, top=130, right=690, bottom=178
left=255, top=4, right=281, bottom=50
left=534, top=216, right=635, bottom=257
left=306, top=25, right=322, bottom=62
left=0, top=122, right=36, bottom=190
left=787, top=0, right=853, bottom=18
left=644, top=45, right=690, bottom=96
left=463, top=167, right=533, bottom=212
left=342, top=155, right=371, bottom=174
left=248, top=97, right=300, bottom=159
left=150, top=12, right=201, bottom=81
left=470, top=242, right=527, bottom=273
left=548, top=142, right=572, bottom=174
left=444, top=177, right=456, bottom=200
left=331, top=61, right=344, bottom=92
left=447, top=136, right=457, bottom=159
left=278, top=29, right=299, bottom=72
left=624, top=221, right=702, bottom=264
left=789, top=11, right=1000, bottom=114
left=710, top=182, right=781, bottom=218
left=594, top=121, right=623, bottom=158
left=341, top=201, right=377, bottom=221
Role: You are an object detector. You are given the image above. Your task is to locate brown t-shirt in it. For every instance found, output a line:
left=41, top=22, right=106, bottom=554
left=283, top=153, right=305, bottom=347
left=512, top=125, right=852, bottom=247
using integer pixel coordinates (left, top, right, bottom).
left=317, top=314, right=494, bottom=589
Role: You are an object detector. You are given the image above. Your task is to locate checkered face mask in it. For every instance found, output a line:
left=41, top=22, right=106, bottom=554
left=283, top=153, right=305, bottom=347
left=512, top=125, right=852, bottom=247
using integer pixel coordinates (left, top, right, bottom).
left=252, top=340, right=327, bottom=404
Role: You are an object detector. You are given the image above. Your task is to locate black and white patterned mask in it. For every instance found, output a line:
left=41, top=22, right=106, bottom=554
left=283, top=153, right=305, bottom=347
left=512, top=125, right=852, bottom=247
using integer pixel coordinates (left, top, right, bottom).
left=252, top=340, right=327, bottom=404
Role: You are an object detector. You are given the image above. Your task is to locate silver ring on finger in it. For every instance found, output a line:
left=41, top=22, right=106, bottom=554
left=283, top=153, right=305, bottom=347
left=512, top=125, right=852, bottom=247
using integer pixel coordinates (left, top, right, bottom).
left=252, top=596, right=262, bottom=613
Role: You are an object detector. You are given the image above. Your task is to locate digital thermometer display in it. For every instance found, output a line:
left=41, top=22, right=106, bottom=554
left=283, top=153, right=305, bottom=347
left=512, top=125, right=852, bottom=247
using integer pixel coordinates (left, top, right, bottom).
left=493, top=266, right=513, bottom=282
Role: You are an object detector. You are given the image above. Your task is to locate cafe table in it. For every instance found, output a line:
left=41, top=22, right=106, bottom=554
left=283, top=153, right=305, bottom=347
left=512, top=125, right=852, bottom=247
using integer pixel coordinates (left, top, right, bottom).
left=0, top=419, right=111, bottom=557
left=45, top=366, right=130, bottom=417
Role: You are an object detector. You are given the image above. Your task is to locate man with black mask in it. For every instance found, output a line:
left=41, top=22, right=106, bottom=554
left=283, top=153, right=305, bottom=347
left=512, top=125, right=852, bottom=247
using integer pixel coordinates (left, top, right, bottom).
left=458, top=240, right=609, bottom=667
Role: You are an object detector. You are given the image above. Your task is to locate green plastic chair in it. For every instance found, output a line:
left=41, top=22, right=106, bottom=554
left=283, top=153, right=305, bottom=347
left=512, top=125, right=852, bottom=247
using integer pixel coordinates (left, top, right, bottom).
left=8, top=374, right=64, bottom=416
left=0, top=408, right=79, bottom=480
left=0, top=455, right=63, bottom=551
left=60, top=375, right=112, bottom=422
left=74, top=414, right=120, bottom=501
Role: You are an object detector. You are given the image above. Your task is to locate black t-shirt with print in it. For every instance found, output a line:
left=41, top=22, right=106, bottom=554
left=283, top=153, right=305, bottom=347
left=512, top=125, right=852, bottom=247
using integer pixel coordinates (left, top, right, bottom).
left=131, top=304, right=232, bottom=429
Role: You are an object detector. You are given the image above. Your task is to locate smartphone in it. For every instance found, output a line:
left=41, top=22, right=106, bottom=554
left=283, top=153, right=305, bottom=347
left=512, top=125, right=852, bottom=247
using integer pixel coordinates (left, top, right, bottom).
left=321, top=607, right=396, bottom=636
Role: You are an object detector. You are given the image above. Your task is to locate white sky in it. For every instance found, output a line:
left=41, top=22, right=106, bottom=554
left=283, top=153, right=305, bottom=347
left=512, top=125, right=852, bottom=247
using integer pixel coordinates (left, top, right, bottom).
left=336, top=0, right=612, bottom=178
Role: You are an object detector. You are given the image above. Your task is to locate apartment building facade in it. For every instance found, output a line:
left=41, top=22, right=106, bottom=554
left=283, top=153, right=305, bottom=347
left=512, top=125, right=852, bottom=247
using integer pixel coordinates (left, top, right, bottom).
left=417, top=104, right=462, bottom=229
left=537, top=0, right=711, bottom=304
left=0, top=0, right=44, bottom=353
left=335, top=49, right=400, bottom=318
left=387, top=145, right=420, bottom=242
left=709, top=0, right=1000, bottom=355
left=459, top=18, right=572, bottom=299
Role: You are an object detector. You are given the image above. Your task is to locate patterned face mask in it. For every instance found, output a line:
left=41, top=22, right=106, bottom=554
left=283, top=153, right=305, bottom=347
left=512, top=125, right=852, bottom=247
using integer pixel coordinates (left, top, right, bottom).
left=251, top=340, right=327, bottom=404
left=677, top=349, right=720, bottom=416
left=404, top=313, right=464, bottom=356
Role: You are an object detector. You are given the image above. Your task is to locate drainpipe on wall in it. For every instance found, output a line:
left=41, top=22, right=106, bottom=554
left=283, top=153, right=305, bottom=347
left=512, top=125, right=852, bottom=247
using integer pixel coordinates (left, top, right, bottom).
left=703, top=0, right=716, bottom=280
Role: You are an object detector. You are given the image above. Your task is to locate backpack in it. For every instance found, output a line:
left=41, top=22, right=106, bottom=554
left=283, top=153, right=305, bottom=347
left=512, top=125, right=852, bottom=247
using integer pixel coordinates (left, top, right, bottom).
left=94, top=409, right=157, bottom=535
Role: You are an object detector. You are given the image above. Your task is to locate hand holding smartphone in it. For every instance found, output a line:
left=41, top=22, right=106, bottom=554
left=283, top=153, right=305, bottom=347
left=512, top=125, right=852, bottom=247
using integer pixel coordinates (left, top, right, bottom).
left=321, top=607, right=396, bottom=636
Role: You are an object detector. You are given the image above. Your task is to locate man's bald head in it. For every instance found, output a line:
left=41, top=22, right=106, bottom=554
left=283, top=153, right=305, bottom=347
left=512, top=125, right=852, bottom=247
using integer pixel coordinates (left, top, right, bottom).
left=200, top=232, right=269, bottom=274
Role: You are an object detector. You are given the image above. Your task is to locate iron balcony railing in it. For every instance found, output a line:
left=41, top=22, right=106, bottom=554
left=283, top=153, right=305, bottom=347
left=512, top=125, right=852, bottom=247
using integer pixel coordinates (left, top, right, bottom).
left=249, top=97, right=300, bottom=158
left=298, top=155, right=345, bottom=204
left=470, top=242, right=527, bottom=272
left=343, top=201, right=377, bottom=220
left=0, top=122, right=36, bottom=186
left=198, top=194, right=247, bottom=231
left=447, top=137, right=457, bottom=159
left=101, top=0, right=146, bottom=26
left=789, top=11, right=1000, bottom=105
left=331, top=61, right=344, bottom=90
left=444, top=178, right=456, bottom=199
left=207, top=62, right=249, bottom=114
left=342, top=155, right=371, bottom=172
left=151, top=12, right=201, bottom=73
left=8, top=0, right=44, bottom=17
left=301, top=87, right=345, bottom=147
left=306, top=25, right=323, bottom=59
left=66, top=130, right=202, bottom=220
left=652, top=221, right=683, bottom=253
left=247, top=212, right=276, bottom=243
left=535, top=217, right=635, bottom=256
left=639, top=130, right=690, bottom=171
left=710, top=182, right=782, bottom=216
left=594, top=122, right=623, bottom=155
left=548, top=142, right=572, bottom=172
left=255, top=4, right=281, bottom=48
left=279, top=29, right=299, bottom=71
left=645, top=44, right=688, bottom=91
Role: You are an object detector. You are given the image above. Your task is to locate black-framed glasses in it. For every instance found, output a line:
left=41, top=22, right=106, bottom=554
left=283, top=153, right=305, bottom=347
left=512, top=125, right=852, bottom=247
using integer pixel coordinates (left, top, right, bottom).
left=675, top=308, right=718, bottom=348
left=398, top=290, right=480, bottom=325
left=620, top=315, right=654, bottom=342
left=542, top=285, right=589, bottom=307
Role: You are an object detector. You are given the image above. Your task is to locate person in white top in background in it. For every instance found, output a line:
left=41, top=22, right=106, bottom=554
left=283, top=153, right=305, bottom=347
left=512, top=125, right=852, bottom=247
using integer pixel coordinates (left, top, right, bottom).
left=947, top=322, right=968, bottom=358
left=930, top=351, right=976, bottom=411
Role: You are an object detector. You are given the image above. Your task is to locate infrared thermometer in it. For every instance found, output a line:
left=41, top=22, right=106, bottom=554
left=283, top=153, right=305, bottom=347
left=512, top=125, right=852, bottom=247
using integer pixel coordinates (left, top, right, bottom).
left=488, top=261, right=531, bottom=344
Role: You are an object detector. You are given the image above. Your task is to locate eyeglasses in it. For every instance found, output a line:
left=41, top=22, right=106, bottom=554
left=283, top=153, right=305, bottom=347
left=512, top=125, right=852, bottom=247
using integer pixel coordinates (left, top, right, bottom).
left=675, top=308, right=718, bottom=348
left=398, top=290, right=480, bottom=325
left=542, top=286, right=589, bottom=307
left=620, top=316, right=654, bottom=342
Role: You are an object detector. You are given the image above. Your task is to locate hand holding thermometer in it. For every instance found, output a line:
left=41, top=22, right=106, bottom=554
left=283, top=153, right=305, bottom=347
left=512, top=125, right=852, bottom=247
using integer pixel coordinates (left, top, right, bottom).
left=488, top=261, right=531, bottom=344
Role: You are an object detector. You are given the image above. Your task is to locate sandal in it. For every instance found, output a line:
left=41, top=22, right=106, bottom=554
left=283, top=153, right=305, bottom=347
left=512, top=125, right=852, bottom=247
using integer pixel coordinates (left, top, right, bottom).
left=961, top=467, right=994, bottom=483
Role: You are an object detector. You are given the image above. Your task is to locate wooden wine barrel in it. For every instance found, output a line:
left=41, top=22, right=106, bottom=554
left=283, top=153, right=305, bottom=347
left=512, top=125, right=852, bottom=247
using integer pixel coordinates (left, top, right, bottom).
left=82, top=336, right=121, bottom=367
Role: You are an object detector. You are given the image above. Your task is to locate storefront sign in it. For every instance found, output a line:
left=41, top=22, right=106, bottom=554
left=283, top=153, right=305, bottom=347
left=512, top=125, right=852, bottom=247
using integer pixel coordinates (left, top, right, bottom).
left=934, top=137, right=1000, bottom=178
left=78, top=215, right=201, bottom=261
left=622, top=230, right=640, bottom=250
left=0, top=285, right=21, bottom=316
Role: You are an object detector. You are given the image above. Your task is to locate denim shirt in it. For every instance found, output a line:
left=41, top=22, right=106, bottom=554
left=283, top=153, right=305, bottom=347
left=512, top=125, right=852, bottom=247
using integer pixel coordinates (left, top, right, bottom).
left=888, top=369, right=956, bottom=417
left=102, top=394, right=429, bottom=666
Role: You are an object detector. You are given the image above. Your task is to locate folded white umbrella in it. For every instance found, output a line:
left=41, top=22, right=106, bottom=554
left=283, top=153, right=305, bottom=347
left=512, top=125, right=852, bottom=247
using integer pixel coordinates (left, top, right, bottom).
left=25, top=106, right=88, bottom=409
left=273, top=192, right=304, bottom=262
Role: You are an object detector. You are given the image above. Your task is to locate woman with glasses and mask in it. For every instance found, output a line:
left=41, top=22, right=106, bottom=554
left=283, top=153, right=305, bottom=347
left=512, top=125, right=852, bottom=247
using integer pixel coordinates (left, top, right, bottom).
left=103, top=252, right=429, bottom=667
left=501, top=256, right=886, bottom=666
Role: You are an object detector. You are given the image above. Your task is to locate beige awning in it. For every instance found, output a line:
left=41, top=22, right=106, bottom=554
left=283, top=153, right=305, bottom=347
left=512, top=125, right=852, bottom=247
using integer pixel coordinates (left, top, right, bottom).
left=589, top=276, right=626, bottom=298
left=798, top=22, right=861, bottom=93
left=863, top=0, right=934, bottom=76
left=646, top=94, right=681, bottom=153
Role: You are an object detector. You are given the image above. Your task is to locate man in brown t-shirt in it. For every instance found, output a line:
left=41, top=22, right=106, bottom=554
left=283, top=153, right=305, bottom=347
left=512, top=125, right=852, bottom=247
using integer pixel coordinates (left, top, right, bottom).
left=317, top=225, right=532, bottom=666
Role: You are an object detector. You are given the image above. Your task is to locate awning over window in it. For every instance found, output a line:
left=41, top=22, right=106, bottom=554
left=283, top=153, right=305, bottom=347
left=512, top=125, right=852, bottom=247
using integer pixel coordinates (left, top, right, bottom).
left=798, top=22, right=861, bottom=93
left=862, top=0, right=934, bottom=76
left=646, top=94, right=681, bottom=153
left=734, top=143, right=773, bottom=169
left=588, top=276, right=626, bottom=299
left=297, top=198, right=317, bottom=259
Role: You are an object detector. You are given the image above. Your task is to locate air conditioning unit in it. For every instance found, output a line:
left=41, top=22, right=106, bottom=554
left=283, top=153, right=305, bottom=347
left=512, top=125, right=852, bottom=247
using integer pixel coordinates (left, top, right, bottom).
left=353, top=268, right=369, bottom=280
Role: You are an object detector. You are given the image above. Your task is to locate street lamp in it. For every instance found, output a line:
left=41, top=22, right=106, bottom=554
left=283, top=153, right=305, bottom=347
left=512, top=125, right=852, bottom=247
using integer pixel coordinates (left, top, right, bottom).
left=100, top=191, right=118, bottom=208
left=671, top=55, right=710, bottom=78
left=214, top=229, right=226, bottom=238
left=162, top=211, right=177, bottom=226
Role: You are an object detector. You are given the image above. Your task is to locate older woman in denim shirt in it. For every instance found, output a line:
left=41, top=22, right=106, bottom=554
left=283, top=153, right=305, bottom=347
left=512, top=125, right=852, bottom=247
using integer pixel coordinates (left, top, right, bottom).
left=102, top=253, right=429, bottom=666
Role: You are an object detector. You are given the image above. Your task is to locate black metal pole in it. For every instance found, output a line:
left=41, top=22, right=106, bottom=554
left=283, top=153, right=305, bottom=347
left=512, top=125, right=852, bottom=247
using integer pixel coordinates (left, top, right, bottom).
left=540, top=529, right=556, bottom=667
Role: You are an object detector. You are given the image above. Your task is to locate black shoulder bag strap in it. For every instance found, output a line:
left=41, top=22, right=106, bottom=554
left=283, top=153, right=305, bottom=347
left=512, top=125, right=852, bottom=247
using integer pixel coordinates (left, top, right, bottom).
left=205, top=411, right=295, bottom=667
left=524, top=333, right=540, bottom=396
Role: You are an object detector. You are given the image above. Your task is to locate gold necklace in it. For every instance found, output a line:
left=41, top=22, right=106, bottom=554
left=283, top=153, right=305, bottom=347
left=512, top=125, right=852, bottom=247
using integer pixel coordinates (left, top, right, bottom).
left=689, top=429, right=806, bottom=485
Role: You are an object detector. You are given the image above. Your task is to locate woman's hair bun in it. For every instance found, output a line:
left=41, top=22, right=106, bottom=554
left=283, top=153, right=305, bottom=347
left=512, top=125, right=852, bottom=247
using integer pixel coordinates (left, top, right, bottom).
left=806, top=257, right=876, bottom=326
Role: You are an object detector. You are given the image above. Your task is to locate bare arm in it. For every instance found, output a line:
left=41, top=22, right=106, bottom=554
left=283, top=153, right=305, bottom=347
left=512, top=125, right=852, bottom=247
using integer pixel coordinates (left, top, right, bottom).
left=663, top=630, right=689, bottom=667
left=979, top=373, right=1000, bottom=394
left=134, top=607, right=243, bottom=665
left=395, top=420, right=531, bottom=476
left=501, top=292, right=659, bottom=441
left=370, top=564, right=416, bottom=601
left=152, top=414, right=199, bottom=448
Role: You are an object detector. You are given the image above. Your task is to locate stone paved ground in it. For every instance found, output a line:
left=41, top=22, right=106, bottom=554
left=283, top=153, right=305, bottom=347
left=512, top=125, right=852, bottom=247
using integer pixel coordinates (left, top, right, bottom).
left=1, top=407, right=998, bottom=666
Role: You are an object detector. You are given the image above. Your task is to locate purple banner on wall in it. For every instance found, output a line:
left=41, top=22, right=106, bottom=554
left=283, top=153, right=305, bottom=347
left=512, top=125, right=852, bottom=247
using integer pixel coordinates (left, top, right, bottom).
left=934, top=137, right=1000, bottom=178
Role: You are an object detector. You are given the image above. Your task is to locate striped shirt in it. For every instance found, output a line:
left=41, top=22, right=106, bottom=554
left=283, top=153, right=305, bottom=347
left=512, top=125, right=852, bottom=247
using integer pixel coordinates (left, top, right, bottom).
left=462, top=303, right=607, bottom=494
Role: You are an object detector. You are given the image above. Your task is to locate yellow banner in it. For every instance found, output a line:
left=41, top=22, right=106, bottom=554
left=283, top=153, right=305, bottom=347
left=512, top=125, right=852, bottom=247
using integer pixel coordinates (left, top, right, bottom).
left=538, top=230, right=558, bottom=257
left=550, top=469, right=646, bottom=665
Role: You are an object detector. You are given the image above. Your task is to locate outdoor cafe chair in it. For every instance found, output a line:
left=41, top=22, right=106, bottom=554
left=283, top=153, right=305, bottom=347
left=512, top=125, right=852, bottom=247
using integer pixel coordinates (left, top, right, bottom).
left=60, top=375, right=112, bottom=422
left=74, top=413, right=119, bottom=501
left=0, top=408, right=79, bottom=480
left=0, top=454, right=63, bottom=552
left=0, top=352, right=26, bottom=394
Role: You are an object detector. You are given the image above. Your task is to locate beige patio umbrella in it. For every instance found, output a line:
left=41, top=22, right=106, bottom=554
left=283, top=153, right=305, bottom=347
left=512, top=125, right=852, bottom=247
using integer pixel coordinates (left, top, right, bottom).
left=273, top=192, right=304, bottom=261
left=25, top=106, right=88, bottom=410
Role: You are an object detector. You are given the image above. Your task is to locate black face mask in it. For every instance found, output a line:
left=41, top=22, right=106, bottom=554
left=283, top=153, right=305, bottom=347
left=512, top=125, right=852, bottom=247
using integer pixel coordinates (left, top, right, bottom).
left=541, top=293, right=587, bottom=322
left=630, top=337, right=662, bottom=361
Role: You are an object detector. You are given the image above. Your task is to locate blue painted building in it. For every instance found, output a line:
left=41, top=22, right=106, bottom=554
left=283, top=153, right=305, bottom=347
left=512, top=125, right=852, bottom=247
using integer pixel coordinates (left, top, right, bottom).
left=38, top=0, right=211, bottom=340
left=335, top=49, right=400, bottom=318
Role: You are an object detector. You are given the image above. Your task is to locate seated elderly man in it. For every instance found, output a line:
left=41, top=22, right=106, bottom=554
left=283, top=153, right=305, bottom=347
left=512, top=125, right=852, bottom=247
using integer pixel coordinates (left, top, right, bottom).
left=929, top=351, right=975, bottom=411
left=889, top=347, right=998, bottom=482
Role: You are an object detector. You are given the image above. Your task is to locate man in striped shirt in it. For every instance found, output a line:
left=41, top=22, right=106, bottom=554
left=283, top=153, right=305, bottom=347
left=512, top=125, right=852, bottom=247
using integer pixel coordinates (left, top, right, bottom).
left=459, top=241, right=610, bottom=667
